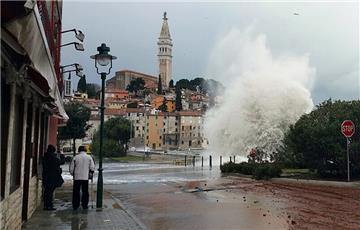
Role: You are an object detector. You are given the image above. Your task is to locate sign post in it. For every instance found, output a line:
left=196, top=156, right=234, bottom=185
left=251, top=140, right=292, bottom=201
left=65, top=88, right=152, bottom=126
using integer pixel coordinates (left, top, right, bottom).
left=341, top=120, right=355, bottom=182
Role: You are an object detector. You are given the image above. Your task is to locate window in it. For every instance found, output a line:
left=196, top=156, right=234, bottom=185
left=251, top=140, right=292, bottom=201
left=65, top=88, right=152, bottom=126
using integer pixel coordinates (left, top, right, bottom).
left=182, top=126, right=184, bottom=131
left=146, top=136, right=149, bottom=140
left=190, top=126, right=192, bottom=130
left=1, top=80, right=10, bottom=200
left=189, top=141, right=192, bottom=147
left=10, top=94, right=24, bottom=193
left=181, top=141, right=184, bottom=144
left=159, top=136, right=162, bottom=139
left=136, top=127, right=139, bottom=130
left=198, top=141, right=201, bottom=145
left=175, top=122, right=178, bottom=126
left=175, top=128, right=178, bottom=132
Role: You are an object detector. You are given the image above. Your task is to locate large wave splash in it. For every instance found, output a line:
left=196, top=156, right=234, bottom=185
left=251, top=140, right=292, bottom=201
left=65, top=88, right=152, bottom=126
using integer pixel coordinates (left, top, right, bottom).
left=204, top=28, right=315, bottom=158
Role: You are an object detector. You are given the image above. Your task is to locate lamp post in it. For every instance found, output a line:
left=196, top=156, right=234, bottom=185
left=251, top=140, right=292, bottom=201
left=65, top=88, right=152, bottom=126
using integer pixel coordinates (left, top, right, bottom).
left=90, top=43, right=117, bottom=209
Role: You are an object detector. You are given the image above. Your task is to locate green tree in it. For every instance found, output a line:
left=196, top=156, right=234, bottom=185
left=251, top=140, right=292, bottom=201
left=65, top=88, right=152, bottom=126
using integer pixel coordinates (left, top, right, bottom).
left=126, top=77, right=145, bottom=96
left=92, top=117, right=131, bottom=157
left=175, top=79, right=191, bottom=90
left=127, top=102, right=138, bottom=108
left=175, top=86, right=182, bottom=111
left=189, top=77, right=205, bottom=91
left=158, top=97, right=168, bottom=112
left=276, top=99, right=360, bottom=178
left=58, top=102, right=91, bottom=156
left=169, top=79, right=174, bottom=88
left=157, top=75, right=163, bottom=95
left=77, top=75, right=87, bottom=93
left=86, top=83, right=100, bottom=99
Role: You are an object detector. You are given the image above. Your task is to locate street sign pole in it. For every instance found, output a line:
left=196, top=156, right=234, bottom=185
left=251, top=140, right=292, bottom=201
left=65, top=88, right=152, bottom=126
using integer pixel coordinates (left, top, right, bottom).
left=346, top=137, right=350, bottom=182
left=341, top=120, right=355, bottom=182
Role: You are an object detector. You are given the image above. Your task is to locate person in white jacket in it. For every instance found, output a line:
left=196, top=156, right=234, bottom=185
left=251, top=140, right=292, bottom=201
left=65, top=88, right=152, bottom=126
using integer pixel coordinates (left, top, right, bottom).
left=69, top=146, right=95, bottom=210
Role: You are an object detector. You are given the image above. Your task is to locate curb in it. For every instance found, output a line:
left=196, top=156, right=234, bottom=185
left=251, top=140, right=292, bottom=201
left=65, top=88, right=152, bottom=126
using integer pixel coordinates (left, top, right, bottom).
left=109, top=194, right=147, bottom=230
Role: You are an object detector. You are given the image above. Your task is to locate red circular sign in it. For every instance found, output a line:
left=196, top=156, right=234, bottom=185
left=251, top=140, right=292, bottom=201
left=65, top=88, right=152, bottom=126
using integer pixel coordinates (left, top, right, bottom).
left=341, top=120, right=355, bottom=138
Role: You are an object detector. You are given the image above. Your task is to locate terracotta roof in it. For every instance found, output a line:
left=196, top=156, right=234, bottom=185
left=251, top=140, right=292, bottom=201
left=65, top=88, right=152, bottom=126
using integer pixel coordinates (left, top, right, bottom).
left=178, top=111, right=203, bottom=116
left=105, top=98, right=128, bottom=103
left=104, top=108, right=127, bottom=116
left=125, top=108, right=145, bottom=113
left=105, top=89, right=129, bottom=94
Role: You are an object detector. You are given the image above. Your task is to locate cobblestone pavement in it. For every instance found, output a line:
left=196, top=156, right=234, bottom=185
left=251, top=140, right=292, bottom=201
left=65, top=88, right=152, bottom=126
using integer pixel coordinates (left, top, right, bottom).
left=22, top=184, right=146, bottom=230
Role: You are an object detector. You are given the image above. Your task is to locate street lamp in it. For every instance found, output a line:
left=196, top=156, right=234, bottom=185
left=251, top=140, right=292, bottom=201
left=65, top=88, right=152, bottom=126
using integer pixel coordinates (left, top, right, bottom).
left=90, top=43, right=117, bottom=209
left=61, top=29, right=85, bottom=42
left=61, top=63, right=83, bottom=71
left=61, top=42, right=84, bottom=51
left=61, top=63, right=84, bottom=79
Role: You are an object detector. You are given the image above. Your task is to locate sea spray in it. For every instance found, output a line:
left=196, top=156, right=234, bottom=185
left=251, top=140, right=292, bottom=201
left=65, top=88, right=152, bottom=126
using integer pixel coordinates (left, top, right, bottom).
left=204, top=28, right=315, bottom=159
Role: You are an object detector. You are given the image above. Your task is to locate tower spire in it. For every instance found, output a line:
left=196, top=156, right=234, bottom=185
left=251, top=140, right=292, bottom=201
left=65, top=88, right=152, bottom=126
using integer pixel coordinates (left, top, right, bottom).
left=158, top=12, right=173, bottom=89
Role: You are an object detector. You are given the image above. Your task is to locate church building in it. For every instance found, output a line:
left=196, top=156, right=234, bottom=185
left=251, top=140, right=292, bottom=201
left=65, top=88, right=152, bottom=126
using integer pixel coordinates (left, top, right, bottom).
left=158, top=12, right=173, bottom=88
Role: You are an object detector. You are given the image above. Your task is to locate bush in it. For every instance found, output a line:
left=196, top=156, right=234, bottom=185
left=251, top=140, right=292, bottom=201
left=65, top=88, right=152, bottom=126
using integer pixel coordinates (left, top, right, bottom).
left=220, top=162, right=237, bottom=173
left=253, top=163, right=282, bottom=180
left=221, top=162, right=282, bottom=180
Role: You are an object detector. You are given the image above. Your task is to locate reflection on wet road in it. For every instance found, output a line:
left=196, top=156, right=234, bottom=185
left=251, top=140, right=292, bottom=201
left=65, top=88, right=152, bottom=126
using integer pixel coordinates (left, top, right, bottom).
left=103, top=163, right=220, bottom=184
left=79, top=163, right=289, bottom=230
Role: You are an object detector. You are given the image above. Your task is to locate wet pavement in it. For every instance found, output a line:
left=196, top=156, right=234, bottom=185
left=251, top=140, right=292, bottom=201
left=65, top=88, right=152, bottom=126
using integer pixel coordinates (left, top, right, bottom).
left=99, top=163, right=289, bottom=229
left=22, top=181, right=146, bottom=230
left=24, top=162, right=360, bottom=229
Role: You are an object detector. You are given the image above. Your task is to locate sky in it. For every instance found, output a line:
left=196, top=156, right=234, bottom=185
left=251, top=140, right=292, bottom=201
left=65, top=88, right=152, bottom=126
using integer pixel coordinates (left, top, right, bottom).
left=61, top=1, right=359, bottom=104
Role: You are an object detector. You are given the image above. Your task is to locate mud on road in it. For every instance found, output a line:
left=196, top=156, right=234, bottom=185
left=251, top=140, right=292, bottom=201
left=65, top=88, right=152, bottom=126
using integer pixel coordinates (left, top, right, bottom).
left=218, top=177, right=360, bottom=230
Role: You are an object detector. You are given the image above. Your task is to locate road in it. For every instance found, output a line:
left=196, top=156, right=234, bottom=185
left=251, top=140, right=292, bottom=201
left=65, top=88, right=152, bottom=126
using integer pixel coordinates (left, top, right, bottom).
left=63, top=162, right=360, bottom=229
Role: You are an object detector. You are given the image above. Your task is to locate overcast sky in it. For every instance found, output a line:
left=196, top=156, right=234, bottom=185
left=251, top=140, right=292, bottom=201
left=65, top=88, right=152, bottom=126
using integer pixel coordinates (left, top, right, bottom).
left=61, top=1, right=359, bottom=104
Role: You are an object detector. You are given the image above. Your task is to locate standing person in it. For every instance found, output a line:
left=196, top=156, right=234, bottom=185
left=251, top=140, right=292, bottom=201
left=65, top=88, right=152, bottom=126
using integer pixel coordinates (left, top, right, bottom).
left=42, top=144, right=65, bottom=210
left=69, top=146, right=95, bottom=210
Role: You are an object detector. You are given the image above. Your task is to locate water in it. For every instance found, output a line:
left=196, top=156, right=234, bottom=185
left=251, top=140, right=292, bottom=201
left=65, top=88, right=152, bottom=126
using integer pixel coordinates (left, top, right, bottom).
left=205, top=28, right=315, bottom=158
left=63, top=162, right=220, bottom=184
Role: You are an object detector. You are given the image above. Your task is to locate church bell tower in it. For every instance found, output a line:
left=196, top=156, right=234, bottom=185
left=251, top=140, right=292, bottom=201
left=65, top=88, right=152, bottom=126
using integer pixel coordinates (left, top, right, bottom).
left=158, top=12, right=172, bottom=88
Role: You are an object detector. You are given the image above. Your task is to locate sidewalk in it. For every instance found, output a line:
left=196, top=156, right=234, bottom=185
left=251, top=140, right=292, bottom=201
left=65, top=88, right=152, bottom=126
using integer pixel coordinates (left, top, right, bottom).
left=22, top=182, right=146, bottom=230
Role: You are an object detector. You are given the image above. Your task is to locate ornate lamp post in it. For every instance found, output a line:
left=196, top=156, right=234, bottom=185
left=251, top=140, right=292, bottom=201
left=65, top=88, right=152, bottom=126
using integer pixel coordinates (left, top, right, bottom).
left=90, top=43, right=117, bottom=208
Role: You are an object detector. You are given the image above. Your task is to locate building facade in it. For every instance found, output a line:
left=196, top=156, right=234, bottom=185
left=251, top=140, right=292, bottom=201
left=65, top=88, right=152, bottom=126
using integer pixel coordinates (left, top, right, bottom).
left=1, top=1, right=67, bottom=229
left=158, top=12, right=173, bottom=88
left=106, top=70, right=158, bottom=91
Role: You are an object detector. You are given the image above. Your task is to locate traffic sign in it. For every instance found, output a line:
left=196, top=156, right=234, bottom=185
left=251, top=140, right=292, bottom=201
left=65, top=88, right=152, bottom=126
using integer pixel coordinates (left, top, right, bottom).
left=341, top=120, right=355, bottom=138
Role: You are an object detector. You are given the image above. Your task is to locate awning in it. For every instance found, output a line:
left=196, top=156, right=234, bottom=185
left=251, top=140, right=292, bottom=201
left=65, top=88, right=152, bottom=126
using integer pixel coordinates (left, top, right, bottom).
left=4, top=1, right=68, bottom=120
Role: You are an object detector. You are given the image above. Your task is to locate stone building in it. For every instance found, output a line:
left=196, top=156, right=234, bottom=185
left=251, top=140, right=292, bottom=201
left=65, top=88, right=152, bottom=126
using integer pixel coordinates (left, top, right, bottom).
left=124, top=109, right=205, bottom=151
left=178, top=111, right=204, bottom=150
left=106, top=69, right=158, bottom=91
left=158, top=12, right=173, bottom=88
left=1, top=1, right=67, bottom=229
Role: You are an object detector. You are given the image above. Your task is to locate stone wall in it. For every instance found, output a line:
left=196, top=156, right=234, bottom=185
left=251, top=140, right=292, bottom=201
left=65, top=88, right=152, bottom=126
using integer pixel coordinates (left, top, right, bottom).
left=0, top=188, right=23, bottom=230
left=0, top=176, right=42, bottom=230
left=27, top=177, right=42, bottom=220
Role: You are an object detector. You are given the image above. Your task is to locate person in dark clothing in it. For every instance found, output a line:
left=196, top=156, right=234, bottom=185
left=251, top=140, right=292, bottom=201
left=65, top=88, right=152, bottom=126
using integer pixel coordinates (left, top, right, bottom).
left=42, top=144, right=65, bottom=210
